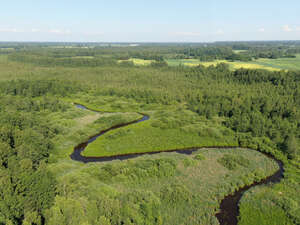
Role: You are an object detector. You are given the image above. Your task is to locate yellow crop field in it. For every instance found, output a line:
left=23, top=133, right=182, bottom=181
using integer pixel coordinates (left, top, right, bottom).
left=183, top=60, right=280, bottom=71
left=118, top=58, right=154, bottom=65
left=121, top=58, right=282, bottom=71
left=227, top=62, right=280, bottom=71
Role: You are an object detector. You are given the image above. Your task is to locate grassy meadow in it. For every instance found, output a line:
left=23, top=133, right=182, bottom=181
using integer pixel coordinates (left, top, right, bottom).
left=238, top=185, right=298, bottom=225
left=254, top=54, right=300, bottom=70
left=83, top=109, right=237, bottom=157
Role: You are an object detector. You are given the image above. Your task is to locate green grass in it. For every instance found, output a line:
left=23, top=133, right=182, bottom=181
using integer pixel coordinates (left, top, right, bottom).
left=238, top=158, right=300, bottom=225
left=82, top=109, right=238, bottom=157
left=239, top=185, right=297, bottom=225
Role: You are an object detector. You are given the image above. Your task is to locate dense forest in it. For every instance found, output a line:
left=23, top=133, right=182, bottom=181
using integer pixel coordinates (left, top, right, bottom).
left=0, top=42, right=299, bottom=225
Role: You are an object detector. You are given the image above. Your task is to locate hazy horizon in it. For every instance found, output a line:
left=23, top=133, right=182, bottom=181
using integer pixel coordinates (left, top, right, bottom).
left=1, top=40, right=300, bottom=44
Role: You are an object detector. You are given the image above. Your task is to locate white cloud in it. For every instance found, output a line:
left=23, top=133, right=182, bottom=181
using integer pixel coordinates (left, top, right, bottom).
left=282, top=25, right=292, bottom=32
left=258, top=28, right=265, bottom=32
left=215, top=29, right=224, bottom=35
left=31, top=28, right=40, bottom=33
left=0, top=28, right=22, bottom=33
left=49, top=29, right=71, bottom=34
left=0, top=28, right=72, bottom=34
left=83, top=31, right=104, bottom=36
left=49, top=29, right=61, bottom=33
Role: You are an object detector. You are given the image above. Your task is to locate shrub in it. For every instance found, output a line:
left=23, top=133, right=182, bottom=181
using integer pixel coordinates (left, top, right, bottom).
left=194, top=154, right=206, bottom=160
left=218, top=154, right=250, bottom=170
left=182, top=158, right=197, bottom=167
left=96, top=158, right=178, bottom=183
left=160, top=184, right=191, bottom=204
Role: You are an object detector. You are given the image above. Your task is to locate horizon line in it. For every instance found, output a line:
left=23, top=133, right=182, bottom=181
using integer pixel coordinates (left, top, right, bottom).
left=1, top=40, right=300, bottom=44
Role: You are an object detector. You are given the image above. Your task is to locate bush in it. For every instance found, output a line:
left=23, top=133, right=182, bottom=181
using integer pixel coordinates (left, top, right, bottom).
left=194, top=154, right=206, bottom=160
left=160, top=184, right=191, bottom=204
left=96, top=158, right=178, bottom=183
left=218, top=154, right=250, bottom=170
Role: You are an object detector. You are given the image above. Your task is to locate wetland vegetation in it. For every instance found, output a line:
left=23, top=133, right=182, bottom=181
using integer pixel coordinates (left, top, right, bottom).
left=0, top=42, right=299, bottom=225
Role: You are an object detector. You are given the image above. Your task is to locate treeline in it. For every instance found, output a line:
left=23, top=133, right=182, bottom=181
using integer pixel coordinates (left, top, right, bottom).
left=7, top=42, right=300, bottom=66
left=8, top=52, right=117, bottom=67
left=177, top=46, right=236, bottom=61
left=0, top=95, right=70, bottom=112
left=5, top=41, right=300, bottom=63
left=223, top=42, right=300, bottom=59
left=247, top=48, right=297, bottom=59
left=0, top=79, right=83, bottom=97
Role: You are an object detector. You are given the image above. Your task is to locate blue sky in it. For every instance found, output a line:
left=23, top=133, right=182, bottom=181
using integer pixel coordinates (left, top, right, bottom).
left=0, top=0, right=299, bottom=42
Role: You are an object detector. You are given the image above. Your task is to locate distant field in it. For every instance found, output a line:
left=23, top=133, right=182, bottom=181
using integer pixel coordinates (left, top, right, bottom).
left=46, top=46, right=92, bottom=49
left=166, top=59, right=201, bottom=67
left=59, top=56, right=95, bottom=59
left=254, top=54, right=300, bottom=70
left=166, top=59, right=280, bottom=71
left=70, top=56, right=95, bottom=59
left=225, top=61, right=281, bottom=71
left=0, top=48, right=14, bottom=51
left=233, top=50, right=248, bottom=53
left=121, top=58, right=281, bottom=71
left=118, top=58, right=154, bottom=65
left=167, top=55, right=300, bottom=71
left=128, top=56, right=300, bottom=71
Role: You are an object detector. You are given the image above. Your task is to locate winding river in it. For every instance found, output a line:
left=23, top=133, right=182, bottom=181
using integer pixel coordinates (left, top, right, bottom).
left=70, top=103, right=284, bottom=225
